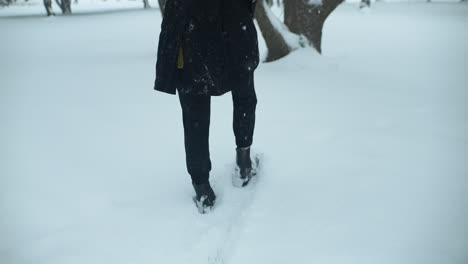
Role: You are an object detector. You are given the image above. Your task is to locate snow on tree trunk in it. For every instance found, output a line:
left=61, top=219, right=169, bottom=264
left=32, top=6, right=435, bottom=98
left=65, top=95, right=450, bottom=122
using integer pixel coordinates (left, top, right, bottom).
left=284, top=0, right=343, bottom=53
left=255, top=0, right=300, bottom=62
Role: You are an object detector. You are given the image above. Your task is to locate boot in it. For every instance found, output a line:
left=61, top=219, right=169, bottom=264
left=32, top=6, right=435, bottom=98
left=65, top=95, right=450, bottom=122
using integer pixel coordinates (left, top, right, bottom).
left=233, top=147, right=254, bottom=187
left=192, top=182, right=216, bottom=214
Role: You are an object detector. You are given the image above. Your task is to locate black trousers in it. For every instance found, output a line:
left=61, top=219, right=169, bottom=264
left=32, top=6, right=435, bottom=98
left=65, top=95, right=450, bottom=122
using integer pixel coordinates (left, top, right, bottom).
left=176, top=70, right=257, bottom=184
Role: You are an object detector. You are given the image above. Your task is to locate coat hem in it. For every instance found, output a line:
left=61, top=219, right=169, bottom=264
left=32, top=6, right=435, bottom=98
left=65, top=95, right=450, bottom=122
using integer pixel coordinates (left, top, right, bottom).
left=154, top=86, right=177, bottom=95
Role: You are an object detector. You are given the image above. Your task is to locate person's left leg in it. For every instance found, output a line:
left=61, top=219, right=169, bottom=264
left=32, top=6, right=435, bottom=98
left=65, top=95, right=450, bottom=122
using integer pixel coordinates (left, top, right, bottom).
left=231, top=72, right=257, bottom=187
left=232, top=72, right=257, bottom=149
left=178, top=93, right=212, bottom=185
left=175, top=69, right=215, bottom=213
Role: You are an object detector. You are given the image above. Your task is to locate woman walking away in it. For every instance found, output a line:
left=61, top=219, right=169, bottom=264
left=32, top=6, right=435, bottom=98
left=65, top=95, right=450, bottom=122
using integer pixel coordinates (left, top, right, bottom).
left=154, top=0, right=260, bottom=214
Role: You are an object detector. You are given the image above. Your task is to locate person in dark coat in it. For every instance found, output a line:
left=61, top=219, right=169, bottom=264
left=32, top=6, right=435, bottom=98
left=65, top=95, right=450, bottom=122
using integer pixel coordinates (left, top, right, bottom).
left=154, top=0, right=260, bottom=213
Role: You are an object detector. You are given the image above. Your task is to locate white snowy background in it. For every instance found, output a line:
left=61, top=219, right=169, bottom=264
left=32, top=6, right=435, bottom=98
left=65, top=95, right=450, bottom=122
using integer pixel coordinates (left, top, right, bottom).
left=1, top=1, right=468, bottom=264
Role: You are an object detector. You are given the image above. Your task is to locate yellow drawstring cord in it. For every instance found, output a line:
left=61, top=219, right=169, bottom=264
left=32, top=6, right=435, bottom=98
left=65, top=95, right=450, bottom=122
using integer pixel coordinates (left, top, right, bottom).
left=177, top=46, right=184, bottom=69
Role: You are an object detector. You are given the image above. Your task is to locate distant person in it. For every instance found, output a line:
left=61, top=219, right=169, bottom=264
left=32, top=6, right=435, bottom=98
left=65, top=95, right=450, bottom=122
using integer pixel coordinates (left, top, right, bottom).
left=154, top=0, right=260, bottom=213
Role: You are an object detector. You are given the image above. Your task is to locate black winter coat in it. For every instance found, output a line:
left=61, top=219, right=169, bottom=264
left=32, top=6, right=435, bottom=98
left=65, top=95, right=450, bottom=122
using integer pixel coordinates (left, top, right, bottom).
left=154, top=0, right=259, bottom=96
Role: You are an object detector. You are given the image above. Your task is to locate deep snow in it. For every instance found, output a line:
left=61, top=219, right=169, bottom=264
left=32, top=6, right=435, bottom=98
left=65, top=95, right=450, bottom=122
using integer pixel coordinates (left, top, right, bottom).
left=1, top=2, right=468, bottom=264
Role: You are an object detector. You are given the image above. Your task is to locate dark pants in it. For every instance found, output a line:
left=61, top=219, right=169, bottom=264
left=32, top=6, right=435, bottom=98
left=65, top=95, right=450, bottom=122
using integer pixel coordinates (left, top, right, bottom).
left=176, top=70, right=257, bottom=184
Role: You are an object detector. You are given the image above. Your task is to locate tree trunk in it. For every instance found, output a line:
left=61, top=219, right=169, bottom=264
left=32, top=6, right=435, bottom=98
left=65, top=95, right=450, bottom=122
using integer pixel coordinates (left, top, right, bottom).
left=143, top=0, right=150, bottom=9
left=62, top=0, right=71, bottom=14
left=55, top=0, right=72, bottom=14
left=255, top=0, right=292, bottom=62
left=43, top=0, right=55, bottom=16
left=284, top=0, right=298, bottom=32
left=284, top=0, right=343, bottom=53
left=158, top=0, right=166, bottom=14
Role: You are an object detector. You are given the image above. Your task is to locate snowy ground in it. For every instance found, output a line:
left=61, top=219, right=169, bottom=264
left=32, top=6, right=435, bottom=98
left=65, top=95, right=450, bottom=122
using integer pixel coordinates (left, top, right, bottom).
left=1, top=2, right=468, bottom=264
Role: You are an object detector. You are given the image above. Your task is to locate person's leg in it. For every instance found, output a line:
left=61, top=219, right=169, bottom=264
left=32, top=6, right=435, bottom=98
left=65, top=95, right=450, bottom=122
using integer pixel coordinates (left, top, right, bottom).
left=231, top=72, right=258, bottom=187
left=178, top=92, right=212, bottom=185
left=232, top=72, right=257, bottom=149
left=175, top=69, right=215, bottom=212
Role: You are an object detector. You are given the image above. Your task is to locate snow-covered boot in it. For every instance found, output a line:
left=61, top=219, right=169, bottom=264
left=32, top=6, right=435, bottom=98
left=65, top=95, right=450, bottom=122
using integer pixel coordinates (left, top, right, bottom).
left=233, top=147, right=256, bottom=187
left=192, top=182, right=216, bottom=214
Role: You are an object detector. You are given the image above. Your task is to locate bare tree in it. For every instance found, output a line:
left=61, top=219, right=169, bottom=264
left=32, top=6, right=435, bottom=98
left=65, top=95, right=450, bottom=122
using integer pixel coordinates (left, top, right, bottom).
left=43, top=0, right=55, bottom=16
left=55, top=0, right=72, bottom=14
